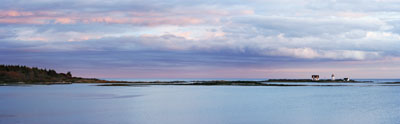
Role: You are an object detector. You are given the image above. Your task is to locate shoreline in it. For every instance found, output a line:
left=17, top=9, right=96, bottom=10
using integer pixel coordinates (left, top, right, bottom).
left=2, top=79, right=399, bottom=87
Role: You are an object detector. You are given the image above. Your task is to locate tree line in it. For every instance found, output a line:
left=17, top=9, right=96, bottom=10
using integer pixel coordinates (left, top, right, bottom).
left=0, top=65, right=72, bottom=83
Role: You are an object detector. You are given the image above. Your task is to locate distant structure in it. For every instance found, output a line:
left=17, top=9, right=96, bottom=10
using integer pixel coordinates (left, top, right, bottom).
left=312, top=75, right=320, bottom=81
left=344, top=78, right=350, bottom=81
left=331, top=74, right=335, bottom=81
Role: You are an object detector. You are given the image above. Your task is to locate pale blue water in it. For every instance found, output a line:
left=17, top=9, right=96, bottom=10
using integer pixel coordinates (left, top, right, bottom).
left=1, top=82, right=400, bottom=124
left=102, top=78, right=268, bottom=82
left=102, top=78, right=400, bottom=82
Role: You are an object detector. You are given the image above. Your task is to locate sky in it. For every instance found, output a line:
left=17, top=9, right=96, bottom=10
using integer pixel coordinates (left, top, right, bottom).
left=1, top=0, right=400, bottom=79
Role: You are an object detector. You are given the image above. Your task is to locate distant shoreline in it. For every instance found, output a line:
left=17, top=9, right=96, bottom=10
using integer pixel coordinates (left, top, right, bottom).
left=1, top=65, right=399, bottom=86
left=3, top=79, right=398, bottom=87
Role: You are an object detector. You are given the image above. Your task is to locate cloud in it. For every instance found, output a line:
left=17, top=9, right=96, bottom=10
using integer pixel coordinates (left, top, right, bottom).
left=230, top=15, right=391, bottom=37
left=0, top=10, right=34, bottom=17
left=270, top=47, right=381, bottom=60
left=2, top=30, right=391, bottom=61
left=0, top=10, right=208, bottom=26
left=0, top=29, right=16, bottom=39
left=54, top=18, right=76, bottom=24
left=1, top=0, right=400, bottom=78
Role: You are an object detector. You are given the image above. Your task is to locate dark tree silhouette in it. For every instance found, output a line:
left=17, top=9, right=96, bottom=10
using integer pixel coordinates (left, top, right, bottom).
left=67, top=72, right=72, bottom=77
left=0, top=65, right=74, bottom=83
left=0, top=65, right=128, bottom=84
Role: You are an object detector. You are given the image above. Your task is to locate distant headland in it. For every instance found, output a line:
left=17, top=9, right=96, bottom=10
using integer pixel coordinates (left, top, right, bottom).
left=0, top=65, right=127, bottom=84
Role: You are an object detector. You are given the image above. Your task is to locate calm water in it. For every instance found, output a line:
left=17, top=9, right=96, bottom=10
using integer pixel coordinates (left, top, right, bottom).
left=102, top=78, right=400, bottom=82
left=102, top=78, right=268, bottom=82
left=1, top=83, right=400, bottom=124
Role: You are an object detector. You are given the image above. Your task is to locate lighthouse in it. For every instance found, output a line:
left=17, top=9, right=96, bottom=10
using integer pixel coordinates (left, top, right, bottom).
left=331, top=74, right=335, bottom=81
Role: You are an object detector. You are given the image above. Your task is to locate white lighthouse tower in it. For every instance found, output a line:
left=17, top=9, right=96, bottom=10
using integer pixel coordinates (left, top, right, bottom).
left=331, top=74, right=335, bottom=81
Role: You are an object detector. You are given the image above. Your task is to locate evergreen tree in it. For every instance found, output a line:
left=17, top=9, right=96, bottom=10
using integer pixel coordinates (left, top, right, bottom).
left=67, top=72, right=72, bottom=77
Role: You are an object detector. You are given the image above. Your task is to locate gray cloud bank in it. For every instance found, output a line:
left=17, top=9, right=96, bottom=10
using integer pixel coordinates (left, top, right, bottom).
left=1, top=0, right=400, bottom=77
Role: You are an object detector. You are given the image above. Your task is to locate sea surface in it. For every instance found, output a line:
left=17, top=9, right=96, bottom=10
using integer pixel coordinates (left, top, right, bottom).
left=102, top=78, right=400, bottom=82
left=102, top=78, right=268, bottom=82
left=1, top=79, right=400, bottom=124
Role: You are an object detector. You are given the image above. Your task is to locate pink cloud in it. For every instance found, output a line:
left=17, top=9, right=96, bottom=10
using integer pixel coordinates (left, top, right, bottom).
left=55, top=18, right=76, bottom=24
left=131, top=17, right=203, bottom=26
left=0, top=10, right=206, bottom=26
left=0, top=8, right=256, bottom=26
left=17, top=37, right=49, bottom=42
left=0, top=10, right=33, bottom=17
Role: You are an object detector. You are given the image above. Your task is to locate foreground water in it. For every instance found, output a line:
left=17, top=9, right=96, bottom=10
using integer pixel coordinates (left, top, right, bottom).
left=1, top=83, right=400, bottom=124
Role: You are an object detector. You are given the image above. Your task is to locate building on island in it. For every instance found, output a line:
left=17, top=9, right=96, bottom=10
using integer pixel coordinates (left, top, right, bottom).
left=312, top=75, right=320, bottom=81
left=311, top=74, right=349, bottom=81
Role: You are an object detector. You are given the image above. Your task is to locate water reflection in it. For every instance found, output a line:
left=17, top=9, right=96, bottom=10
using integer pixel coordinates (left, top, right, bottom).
left=0, top=84, right=400, bottom=124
